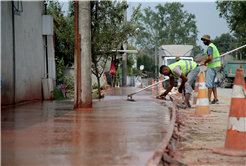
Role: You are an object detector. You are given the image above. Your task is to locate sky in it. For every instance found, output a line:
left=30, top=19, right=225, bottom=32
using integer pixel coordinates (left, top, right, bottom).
left=61, top=0, right=231, bottom=52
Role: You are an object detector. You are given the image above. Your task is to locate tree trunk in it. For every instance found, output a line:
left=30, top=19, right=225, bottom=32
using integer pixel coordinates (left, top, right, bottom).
left=97, top=75, right=102, bottom=99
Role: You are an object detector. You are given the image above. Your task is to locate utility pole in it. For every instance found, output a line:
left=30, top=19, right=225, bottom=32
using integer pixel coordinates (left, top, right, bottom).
left=79, top=1, right=92, bottom=108
left=74, top=1, right=78, bottom=108
left=122, top=1, right=127, bottom=87
left=155, top=42, right=157, bottom=80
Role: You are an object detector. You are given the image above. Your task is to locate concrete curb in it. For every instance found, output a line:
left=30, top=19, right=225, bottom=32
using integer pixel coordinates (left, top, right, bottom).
left=146, top=98, right=177, bottom=166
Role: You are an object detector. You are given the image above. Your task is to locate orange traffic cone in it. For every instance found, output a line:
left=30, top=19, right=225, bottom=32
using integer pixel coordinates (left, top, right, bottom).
left=213, top=66, right=246, bottom=157
left=176, top=78, right=182, bottom=97
left=152, top=79, right=154, bottom=89
left=195, top=71, right=210, bottom=115
left=193, top=76, right=199, bottom=105
left=159, top=78, right=163, bottom=88
left=104, top=74, right=108, bottom=86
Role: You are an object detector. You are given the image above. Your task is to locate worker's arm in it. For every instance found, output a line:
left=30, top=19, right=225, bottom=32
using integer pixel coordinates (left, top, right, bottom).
left=180, top=73, right=188, bottom=88
left=202, top=47, right=213, bottom=65
left=203, top=54, right=213, bottom=64
left=161, top=77, right=174, bottom=96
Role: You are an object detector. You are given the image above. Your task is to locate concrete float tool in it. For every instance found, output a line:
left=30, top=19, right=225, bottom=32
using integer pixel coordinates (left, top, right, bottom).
left=126, top=78, right=169, bottom=101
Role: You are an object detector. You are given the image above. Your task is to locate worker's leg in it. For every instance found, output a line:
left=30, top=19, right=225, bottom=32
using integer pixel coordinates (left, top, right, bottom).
left=184, top=93, right=190, bottom=104
left=208, top=88, right=212, bottom=101
left=206, top=68, right=217, bottom=101
left=211, top=67, right=218, bottom=101
left=212, top=88, right=218, bottom=100
left=184, top=66, right=200, bottom=105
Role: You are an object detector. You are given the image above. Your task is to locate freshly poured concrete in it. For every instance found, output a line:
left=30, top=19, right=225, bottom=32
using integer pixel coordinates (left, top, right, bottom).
left=1, top=87, right=174, bottom=165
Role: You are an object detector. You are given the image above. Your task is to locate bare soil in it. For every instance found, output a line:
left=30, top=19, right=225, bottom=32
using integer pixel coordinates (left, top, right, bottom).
left=172, top=89, right=246, bottom=166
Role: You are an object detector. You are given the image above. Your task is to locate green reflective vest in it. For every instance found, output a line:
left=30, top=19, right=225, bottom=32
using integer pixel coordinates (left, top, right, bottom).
left=206, top=43, right=221, bottom=68
left=168, top=60, right=197, bottom=77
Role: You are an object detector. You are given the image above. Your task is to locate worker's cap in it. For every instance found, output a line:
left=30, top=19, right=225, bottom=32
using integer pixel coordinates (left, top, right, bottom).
left=201, top=34, right=210, bottom=41
left=175, top=56, right=181, bottom=61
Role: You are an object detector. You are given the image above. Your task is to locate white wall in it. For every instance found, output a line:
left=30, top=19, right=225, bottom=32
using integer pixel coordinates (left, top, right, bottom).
left=1, top=1, right=47, bottom=105
left=15, top=1, right=45, bottom=103
left=1, top=2, right=15, bottom=105
left=47, top=35, right=56, bottom=88
left=63, top=67, right=106, bottom=88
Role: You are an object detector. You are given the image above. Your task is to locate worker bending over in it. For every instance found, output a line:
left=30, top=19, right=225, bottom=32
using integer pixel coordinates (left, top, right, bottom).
left=159, top=60, right=200, bottom=108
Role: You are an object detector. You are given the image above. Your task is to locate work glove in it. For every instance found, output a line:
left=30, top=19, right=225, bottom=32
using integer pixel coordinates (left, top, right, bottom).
left=158, top=92, right=167, bottom=99
left=160, top=92, right=167, bottom=97
left=178, top=87, right=183, bottom=93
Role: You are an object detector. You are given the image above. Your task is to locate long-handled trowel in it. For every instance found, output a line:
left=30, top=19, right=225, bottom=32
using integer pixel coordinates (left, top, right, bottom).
left=127, top=78, right=169, bottom=101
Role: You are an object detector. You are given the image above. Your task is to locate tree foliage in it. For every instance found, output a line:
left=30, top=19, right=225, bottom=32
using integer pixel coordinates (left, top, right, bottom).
left=211, top=33, right=237, bottom=54
left=216, top=1, right=246, bottom=34
left=115, top=53, right=140, bottom=84
left=91, top=1, right=140, bottom=98
left=47, top=1, right=74, bottom=64
left=132, top=2, right=200, bottom=56
left=115, top=45, right=142, bottom=84
left=46, top=1, right=74, bottom=84
left=216, top=1, right=246, bottom=58
left=137, top=54, right=155, bottom=75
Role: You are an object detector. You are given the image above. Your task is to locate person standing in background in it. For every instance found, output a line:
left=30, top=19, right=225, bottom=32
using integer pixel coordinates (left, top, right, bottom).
left=201, top=34, right=221, bottom=104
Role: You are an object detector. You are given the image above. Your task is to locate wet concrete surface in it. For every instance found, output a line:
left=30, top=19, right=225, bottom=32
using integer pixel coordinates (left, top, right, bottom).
left=1, top=87, right=174, bottom=165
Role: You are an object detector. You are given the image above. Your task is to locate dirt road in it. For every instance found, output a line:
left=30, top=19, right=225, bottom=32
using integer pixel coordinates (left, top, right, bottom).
left=172, top=88, right=246, bottom=165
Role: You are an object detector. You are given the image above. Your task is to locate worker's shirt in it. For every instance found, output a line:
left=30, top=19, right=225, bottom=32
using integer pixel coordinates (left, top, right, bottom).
left=172, top=66, right=182, bottom=77
left=207, top=47, right=213, bottom=55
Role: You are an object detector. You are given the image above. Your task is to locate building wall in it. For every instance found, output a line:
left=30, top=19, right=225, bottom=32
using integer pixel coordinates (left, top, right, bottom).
left=15, top=1, right=45, bottom=103
left=1, top=2, right=15, bottom=105
left=47, top=35, right=56, bottom=88
left=63, top=67, right=106, bottom=88
left=1, top=1, right=46, bottom=105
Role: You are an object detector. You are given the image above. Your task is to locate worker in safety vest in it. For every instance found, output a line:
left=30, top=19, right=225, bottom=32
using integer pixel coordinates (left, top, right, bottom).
left=159, top=60, right=200, bottom=108
left=201, top=34, right=221, bottom=104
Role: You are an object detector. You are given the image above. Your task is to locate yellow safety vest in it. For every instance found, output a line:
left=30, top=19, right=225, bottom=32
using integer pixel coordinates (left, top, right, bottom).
left=206, top=43, right=221, bottom=68
left=168, top=60, right=197, bottom=77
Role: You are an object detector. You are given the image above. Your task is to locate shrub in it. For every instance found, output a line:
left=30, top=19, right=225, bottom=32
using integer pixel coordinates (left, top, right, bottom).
left=53, top=87, right=66, bottom=100
left=100, top=83, right=106, bottom=90
left=92, top=83, right=98, bottom=90
left=63, top=76, right=74, bottom=90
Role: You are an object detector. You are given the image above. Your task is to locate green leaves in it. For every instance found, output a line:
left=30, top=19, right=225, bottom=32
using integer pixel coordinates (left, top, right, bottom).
left=91, top=1, right=140, bottom=77
left=47, top=1, right=74, bottom=62
left=55, top=57, right=68, bottom=84
left=137, top=54, right=155, bottom=77
left=211, top=33, right=237, bottom=54
left=216, top=1, right=246, bottom=59
left=132, top=2, right=199, bottom=55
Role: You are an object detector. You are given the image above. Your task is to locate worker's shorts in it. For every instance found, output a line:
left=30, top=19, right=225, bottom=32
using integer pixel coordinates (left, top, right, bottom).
left=206, top=67, right=218, bottom=88
left=185, top=66, right=200, bottom=94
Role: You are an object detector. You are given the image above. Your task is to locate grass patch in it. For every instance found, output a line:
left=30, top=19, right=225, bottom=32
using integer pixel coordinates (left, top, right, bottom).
left=92, top=90, right=100, bottom=99
left=101, top=83, right=106, bottom=90
left=67, top=89, right=74, bottom=96
left=53, top=88, right=66, bottom=100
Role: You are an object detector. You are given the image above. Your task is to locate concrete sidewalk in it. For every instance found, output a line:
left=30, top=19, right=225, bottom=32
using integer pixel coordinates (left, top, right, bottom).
left=2, top=87, right=174, bottom=165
